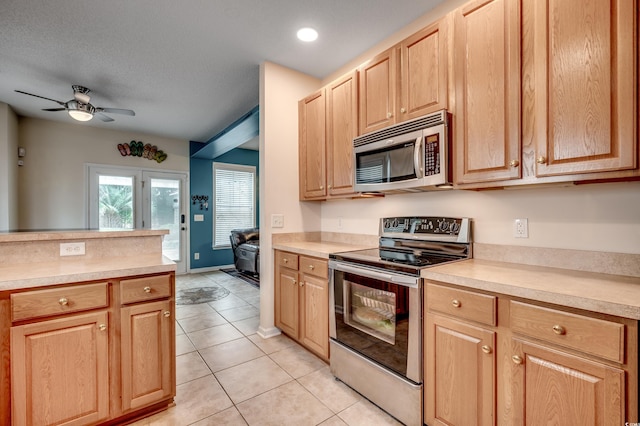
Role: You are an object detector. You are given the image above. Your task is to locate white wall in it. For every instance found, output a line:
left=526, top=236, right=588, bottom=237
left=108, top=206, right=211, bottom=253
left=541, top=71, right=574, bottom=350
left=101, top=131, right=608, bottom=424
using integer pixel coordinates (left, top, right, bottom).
left=321, top=182, right=640, bottom=254
left=17, top=117, right=189, bottom=229
left=258, top=61, right=322, bottom=337
left=0, top=103, right=19, bottom=231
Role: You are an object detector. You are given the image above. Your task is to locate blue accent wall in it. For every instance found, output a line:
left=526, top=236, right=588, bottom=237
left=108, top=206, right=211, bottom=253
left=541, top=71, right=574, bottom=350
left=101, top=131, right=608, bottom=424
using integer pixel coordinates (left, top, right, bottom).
left=189, top=145, right=259, bottom=270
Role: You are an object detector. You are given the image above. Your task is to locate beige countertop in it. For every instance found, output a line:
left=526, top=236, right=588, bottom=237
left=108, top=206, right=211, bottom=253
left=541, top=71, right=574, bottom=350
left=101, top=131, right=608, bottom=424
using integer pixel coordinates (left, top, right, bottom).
left=422, top=259, right=640, bottom=320
left=0, top=254, right=176, bottom=292
left=0, top=228, right=169, bottom=243
left=272, top=241, right=373, bottom=259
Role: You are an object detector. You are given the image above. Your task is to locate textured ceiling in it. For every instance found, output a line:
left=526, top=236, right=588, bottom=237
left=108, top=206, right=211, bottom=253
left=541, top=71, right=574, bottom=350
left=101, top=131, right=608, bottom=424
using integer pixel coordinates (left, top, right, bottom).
left=0, top=0, right=446, bottom=143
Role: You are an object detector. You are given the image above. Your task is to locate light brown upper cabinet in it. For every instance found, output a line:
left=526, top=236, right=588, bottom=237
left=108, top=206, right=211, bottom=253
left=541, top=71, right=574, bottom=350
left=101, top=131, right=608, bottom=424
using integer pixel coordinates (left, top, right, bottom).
left=298, top=89, right=327, bottom=199
left=359, top=18, right=449, bottom=136
left=453, top=0, right=522, bottom=184
left=299, top=71, right=359, bottom=201
left=326, top=71, right=358, bottom=196
left=359, top=47, right=397, bottom=135
left=398, top=17, right=449, bottom=121
left=528, top=0, right=637, bottom=177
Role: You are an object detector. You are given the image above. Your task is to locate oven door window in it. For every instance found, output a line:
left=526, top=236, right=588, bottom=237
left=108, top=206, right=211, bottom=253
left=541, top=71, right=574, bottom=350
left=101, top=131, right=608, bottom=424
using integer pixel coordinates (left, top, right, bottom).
left=333, top=271, right=411, bottom=377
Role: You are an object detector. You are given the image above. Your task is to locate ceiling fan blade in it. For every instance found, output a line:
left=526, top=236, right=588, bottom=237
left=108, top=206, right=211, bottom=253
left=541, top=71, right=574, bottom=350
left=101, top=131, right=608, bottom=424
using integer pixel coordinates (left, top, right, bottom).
left=15, top=90, right=66, bottom=106
left=97, top=107, right=135, bottom=116
left=95, top=112, right=115, bottom=122
left=42, top=108, right=67, bottom=112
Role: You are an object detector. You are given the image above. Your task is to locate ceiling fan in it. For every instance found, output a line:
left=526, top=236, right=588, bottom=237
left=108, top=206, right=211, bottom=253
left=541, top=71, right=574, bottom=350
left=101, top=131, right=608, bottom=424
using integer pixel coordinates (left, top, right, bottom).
left=15, top=85, right=135, bottom=122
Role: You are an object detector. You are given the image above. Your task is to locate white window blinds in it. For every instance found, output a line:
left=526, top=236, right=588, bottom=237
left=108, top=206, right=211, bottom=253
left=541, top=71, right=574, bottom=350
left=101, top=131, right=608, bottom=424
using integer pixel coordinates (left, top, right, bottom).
left=212, top=162, right=256, bottom=248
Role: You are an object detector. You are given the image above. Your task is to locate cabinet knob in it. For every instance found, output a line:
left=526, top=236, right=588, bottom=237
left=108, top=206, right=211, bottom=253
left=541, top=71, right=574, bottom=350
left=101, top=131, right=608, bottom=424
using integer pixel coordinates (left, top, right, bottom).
left=163, top=311, right=171, bottom=318
left=509, top=160, right=520, bottom=167
left=98, top=324, right=107, bottom=331
left=299, top=281, right=305, bottom=287
left=552, top=324, right=566, bottom=335
left=320, top=185, right=324, bottom=190
left=284, top=258, right=288, bottom=263
left=536, top=156, right=547, bottom=164
left=512, top=355, right=523, bottom=365
left=59, top=297, right=69, bottom=306
left=451, top=299, right=461, bottom=308
left=292, top=280, right=297, bottom=286
left=400, top=107, right=406, bottom=113
left=387, top=112, right=392, bottom=118
left=328, top=184, right=332, bottom=189
left=143, top=286, right=152, bottom=293
left=309, top=265, right=315, bottom=270
left=481, top=345, right=492, bottom=354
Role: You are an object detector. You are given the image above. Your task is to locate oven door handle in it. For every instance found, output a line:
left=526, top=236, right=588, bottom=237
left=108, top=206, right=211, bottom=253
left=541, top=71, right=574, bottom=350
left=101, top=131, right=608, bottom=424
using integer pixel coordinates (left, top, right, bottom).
left=329, top=260, right=419, bottom=288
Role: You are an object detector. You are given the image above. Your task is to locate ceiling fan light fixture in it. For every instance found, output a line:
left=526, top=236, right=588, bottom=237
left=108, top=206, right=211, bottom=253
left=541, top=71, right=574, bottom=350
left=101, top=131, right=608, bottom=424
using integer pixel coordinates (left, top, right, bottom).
left=68, top=109, right=93, bottom=121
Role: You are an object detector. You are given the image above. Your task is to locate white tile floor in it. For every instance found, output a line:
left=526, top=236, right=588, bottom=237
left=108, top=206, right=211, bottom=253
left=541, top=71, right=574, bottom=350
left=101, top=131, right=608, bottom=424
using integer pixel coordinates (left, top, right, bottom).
left=131, top=271, right=402, bottom=426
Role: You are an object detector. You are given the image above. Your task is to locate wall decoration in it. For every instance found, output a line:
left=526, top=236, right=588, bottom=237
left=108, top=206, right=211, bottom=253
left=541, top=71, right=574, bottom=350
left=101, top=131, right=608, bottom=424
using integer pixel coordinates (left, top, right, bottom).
left=117, top=140, right=168, bottom=163
left=191, top=195, right=209, bottom=210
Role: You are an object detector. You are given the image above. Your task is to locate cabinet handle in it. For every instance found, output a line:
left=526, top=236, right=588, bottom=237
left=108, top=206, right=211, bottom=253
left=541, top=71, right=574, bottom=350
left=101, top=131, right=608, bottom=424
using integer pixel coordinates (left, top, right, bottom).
left=552, top=325, right=566, bottom=335
left=481, top=345, right=492, bottom=354
left=400, top=107, right=406, bottom=113
left=509, top=160, right=520, bottom=167
left=512, top=355, right=523, bottom=365
left=163, top=311, right=171, bottom=318
left=59, top=297, right=68, bottom=306
left=98, top=324, right=107, bottom=331
left=451, top=299, right=461, bottom=308
left=143, top=286, right=152, bottom=293
left=536, top=156, right=547, bottom=164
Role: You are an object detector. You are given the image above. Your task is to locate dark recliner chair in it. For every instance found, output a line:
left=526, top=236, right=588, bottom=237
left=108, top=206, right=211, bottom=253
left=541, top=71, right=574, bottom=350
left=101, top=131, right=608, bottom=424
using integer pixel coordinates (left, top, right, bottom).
left=229, top=228, right=260, bottom=275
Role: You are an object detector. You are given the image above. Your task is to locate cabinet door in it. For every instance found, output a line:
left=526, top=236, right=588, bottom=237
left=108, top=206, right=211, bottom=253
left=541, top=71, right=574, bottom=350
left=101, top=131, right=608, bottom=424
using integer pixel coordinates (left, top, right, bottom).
left=299, top=272, right=329, bottom=359
left=531, top=0, right=636, bottom=176
left=121, top=299, right=174, bottom=412
left=399, top=18, right=448, bottom=120
left=299, top=89, right=327, bottom=199
left=275, top=266, right=299, bottom=338
left=511, top=339, right=625, bottom=425
left=425, top=313, right=495, bottom=426
left=454, top=0, right=522, bottom=184
left=327, top=71, right=358, bottom=196
left=359, top=47, right=397, bottom=134
left=11, top=311, right=110, bottom=426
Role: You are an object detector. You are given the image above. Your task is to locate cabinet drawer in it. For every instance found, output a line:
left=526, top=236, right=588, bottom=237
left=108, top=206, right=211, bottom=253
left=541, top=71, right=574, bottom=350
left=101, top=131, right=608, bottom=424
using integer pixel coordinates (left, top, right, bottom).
left=510, top=301, right=625, bottom=363
left=11, top=282, right=109, bottom=322
left=120, top=274, right=172, bottom=304
left=426, top=283, right=496, bottom=326
left=300, top=256, right=328, bottom=279
left=277, top=251, right=299, bottom=270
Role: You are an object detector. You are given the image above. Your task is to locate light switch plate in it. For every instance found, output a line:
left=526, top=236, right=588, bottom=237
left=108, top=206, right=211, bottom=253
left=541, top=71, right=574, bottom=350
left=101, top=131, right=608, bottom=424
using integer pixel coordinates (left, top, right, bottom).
left=194, top=214, right=204, bottom=222
left=271, top=214, right=284, bottom=228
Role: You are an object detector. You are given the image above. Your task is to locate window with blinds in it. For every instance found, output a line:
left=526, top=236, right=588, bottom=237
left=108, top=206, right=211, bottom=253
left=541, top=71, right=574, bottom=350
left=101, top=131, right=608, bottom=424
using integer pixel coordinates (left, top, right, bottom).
left=212, top=162, right=256, bottom=248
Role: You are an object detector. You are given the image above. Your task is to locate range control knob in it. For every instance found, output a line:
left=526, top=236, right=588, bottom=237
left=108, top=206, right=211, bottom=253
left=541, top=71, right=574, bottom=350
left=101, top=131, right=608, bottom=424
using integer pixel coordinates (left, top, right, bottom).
left=438, top=220, right=450, bottom=232
left=450, top=222, right=460, bottom=233
left=384, top=219, right=391, bottom=229
left=392, top=218, right=399, bottom=228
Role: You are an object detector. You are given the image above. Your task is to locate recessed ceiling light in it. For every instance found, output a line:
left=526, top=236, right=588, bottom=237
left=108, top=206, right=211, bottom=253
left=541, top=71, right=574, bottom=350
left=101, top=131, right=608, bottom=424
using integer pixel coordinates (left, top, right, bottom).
left=297, top=27, right=318, bottom=42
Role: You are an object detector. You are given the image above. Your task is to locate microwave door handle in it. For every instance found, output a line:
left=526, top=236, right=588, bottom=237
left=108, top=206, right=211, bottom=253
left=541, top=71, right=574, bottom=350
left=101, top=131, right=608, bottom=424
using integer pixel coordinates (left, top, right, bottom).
left=414, top=135, right=423, bottom=178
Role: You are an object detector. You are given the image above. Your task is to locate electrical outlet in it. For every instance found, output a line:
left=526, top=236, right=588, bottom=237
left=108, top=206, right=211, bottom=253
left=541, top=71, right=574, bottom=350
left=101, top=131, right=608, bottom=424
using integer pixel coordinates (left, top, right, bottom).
left=271, top=214, right=284, bottom=228
left=337, top=216, right=343, bottom=230
left=60, top=242, right=86, bottom=256
left=514, top=218, right=529, bottom=238
left=194, top=252, right=200, bottom=260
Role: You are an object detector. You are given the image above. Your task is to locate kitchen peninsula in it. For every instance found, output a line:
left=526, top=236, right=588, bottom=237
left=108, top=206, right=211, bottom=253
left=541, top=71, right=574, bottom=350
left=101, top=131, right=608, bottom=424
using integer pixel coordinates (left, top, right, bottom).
left=0, top=229, right=176, bottom=426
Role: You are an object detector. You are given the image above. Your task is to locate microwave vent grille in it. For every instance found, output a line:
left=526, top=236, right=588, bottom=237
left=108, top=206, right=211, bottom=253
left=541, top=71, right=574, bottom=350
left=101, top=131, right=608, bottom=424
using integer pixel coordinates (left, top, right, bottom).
left=354, top=110, right=447, bottom=147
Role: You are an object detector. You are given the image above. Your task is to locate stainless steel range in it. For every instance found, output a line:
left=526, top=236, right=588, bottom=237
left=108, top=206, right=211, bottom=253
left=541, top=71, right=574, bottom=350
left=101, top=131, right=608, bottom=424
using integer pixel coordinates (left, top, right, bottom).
left=329, top=217, right=472, bottom=426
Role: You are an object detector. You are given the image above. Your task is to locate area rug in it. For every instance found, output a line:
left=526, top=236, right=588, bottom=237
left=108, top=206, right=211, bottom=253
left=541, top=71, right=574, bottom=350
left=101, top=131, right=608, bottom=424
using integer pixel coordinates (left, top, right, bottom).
left=221, top=268, right=260, bottom=288
left=176, top=286, right=230, bottom=305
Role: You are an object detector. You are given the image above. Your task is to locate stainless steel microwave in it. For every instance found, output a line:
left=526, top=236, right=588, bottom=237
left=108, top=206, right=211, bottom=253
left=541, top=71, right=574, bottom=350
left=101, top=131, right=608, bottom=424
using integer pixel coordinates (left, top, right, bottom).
left=353, top=110, right=451, bottom=193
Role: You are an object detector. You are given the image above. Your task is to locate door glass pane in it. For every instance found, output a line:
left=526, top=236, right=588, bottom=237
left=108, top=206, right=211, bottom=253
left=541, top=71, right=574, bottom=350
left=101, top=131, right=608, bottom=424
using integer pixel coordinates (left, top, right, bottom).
left=98, top=176, right=133, bottom=229
left=150, top=178, right=180, bottom=261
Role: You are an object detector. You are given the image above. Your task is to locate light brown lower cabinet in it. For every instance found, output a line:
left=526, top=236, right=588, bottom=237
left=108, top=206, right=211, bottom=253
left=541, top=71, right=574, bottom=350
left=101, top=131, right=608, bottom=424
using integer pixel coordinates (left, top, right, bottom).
left=424, top=282, right=638, bottom=425
left=274, top=250, right=329, bottom=360
left=4, top=272, right=176, bottom=426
